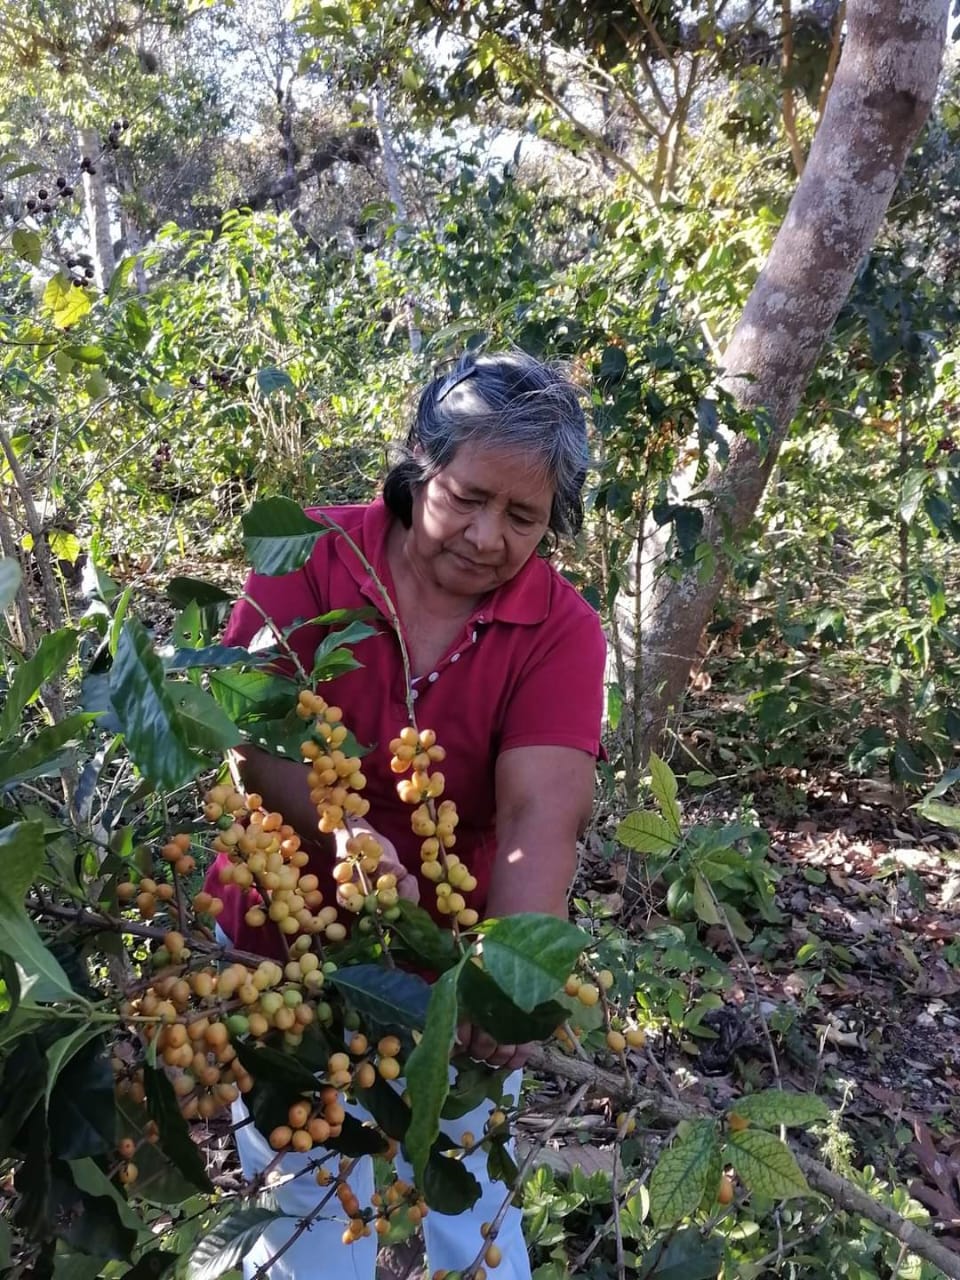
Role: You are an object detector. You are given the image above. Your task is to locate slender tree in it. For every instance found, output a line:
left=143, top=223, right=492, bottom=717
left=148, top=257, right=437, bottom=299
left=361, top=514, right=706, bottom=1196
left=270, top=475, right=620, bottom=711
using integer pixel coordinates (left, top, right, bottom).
left=634, top=0, right=951, bottom=760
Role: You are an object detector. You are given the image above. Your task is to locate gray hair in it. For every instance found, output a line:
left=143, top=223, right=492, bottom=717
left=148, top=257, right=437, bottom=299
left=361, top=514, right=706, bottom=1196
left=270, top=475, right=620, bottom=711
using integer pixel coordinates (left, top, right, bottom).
left=383, top=350, right=588, bottom=540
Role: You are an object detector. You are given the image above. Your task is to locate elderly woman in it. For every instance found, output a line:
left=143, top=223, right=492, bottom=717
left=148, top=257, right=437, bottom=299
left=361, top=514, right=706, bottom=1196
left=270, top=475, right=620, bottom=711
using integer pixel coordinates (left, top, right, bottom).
left=209, top=351, right=605, bottom=1280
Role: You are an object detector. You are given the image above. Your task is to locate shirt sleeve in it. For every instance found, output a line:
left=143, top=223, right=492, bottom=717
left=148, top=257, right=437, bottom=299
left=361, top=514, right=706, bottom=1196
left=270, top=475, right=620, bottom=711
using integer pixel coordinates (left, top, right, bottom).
left=498, top=602, right=606, bottom=758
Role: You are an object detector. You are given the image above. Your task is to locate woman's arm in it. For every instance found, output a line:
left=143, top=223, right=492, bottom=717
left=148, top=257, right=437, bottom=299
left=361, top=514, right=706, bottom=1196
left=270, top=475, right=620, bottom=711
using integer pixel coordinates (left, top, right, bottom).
left=457, top=745, right=595, bottom=1068
left=485, top=745, right=595, bottom=919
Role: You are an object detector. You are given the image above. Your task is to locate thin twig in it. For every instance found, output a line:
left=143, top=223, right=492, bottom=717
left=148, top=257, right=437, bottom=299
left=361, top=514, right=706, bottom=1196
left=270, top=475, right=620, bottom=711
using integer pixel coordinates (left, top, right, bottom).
left=250, top=1160, right=357, bottom=1280
left=462, top=1082, right=591, bottom=1279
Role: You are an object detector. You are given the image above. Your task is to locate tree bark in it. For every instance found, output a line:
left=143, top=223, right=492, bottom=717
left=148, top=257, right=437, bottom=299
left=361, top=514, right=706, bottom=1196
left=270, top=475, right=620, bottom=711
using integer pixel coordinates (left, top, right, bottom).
left=635, top=0, right=949, bottom=761
left=78, top=126, right=115, bottom=291
left=374, top=86, right=422, bottom=355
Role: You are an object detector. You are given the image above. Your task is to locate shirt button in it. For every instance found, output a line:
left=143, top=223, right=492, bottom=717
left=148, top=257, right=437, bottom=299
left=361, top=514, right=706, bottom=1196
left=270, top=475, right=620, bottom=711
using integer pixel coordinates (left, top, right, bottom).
left=411, top=689, right=419, bottom=701
left=428, top=671, right=439, bottom=683
left=450, top=652, right=460, bottom=663
left=471, top=630, right=478, bottom=643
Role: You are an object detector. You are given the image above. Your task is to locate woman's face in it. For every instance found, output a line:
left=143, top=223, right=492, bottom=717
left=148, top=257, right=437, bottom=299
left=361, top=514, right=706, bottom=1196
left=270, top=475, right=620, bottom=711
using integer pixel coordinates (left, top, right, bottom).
left=408, top=440, right=555, bottom=599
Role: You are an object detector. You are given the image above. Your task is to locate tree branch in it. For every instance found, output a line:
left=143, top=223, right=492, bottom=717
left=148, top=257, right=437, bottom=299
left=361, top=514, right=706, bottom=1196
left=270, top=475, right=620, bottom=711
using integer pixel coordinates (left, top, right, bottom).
left=526, top=1047, right=960, bottom=1279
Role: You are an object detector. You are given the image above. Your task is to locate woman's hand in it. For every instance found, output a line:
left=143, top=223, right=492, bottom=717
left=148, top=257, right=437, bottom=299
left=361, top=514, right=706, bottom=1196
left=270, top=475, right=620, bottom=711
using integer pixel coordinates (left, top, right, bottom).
left=455, top=1022, right=533, bottom=1071
left=333, top=821, right=420, bottom=905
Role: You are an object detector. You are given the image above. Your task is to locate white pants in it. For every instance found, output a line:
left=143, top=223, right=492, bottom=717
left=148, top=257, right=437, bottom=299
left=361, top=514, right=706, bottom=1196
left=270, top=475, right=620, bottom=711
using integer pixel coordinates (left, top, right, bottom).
left=235, top=1071, right=530, bottom=1280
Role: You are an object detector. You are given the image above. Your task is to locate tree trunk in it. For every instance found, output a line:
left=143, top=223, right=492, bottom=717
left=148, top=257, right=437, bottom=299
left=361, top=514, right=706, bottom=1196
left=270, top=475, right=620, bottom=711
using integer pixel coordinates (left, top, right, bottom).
left=634, top=0, right=949, bottom=762
left=78, top=126, right=115, bottom=291
left=374, top=86, right=422, bottom=355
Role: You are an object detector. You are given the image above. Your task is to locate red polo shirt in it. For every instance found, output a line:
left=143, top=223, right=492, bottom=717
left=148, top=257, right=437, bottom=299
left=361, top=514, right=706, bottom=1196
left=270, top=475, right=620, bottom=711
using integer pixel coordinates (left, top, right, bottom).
left=207, top=498, right=605, bottom=953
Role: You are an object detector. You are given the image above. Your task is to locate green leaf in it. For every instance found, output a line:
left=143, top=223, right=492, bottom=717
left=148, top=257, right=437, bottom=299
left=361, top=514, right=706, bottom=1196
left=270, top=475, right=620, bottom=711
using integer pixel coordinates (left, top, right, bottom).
left=637, top=1228, right=723, bottom=1280
left=12, top=227, right=41, bottom=266
left=404, top=963, right=461, bottom=1183
left=352, top=1073, right=411, bottom=1141
left=480, top=914, right=588, bottom=1012
left=328, top=964, right=431, bottom=1030
left=725, top=1128, right=809, bottom=1199
left=256, top=366, right=296, bottom=397
left=242, top=498, right=326, bottom=575
left=44, top=1026, right=105, bottom=1110
left=687, top=770, right=718, bottom=788
left=0, top=628, right=77, bottom=741
left=0, top=712, right=96, bottom=789
left=311, top=621, right=379, bottom=681
left=144, top=1066, right=214, bottom=1193
left=49, top=530, right=82, bottom=564
left=649, top=753, right=681, bottom=835
left=616, top=811, right=678, bottom=856
left=649, top=1119, right=719, bottom=1226
left=0, top=558, right=21, bottom=609
left=728, top=1090, right=828, bottom=1129
left=422, top=1150, right=482, bottom=1214
left=109, top=619, right=203, bottom=789
left=209, top=669, right=298, bottom=723
left=917, top=797, right=960, bottom=830
left=0, top=821, right=78, bottom=1002
left=166, top=576, right=235, bottom=609
left=692, top=873, right=721, bottom=925
left=167, top=644, right=258, bottom=671
left=167, top=682, right=241, bottom=753
left=188, top=1208, right=290, bottom=1280
left=389, top=900, right=459, bottom=972
left=43, top=271, right=93, bottom=329
left=900, top=468, right=927, bottom=524
left=458, top=962, right=566, bottom=1044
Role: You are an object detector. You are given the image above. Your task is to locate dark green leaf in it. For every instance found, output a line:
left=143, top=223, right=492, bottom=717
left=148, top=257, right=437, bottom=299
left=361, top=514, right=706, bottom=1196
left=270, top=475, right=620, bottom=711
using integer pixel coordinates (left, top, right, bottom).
left=458, top=963, right=565, bottom=1044
left=166, top=645, right=263, bottom=671
left=166, top=577, right=233, bottom=608
left=328, top=964, right=431, bottom=1030
left=109, top=620, right=203, bottom=789
left=422, top=1151, right=481, bottom=1214
left=242, top=498, right=326, bottom=575
left=209, top=669, right=298, bottom=723
left=404, top=964, right=461, bottom=1183
left=389, top=900, right=459, bottom=972
left=637, top=1228, right=723, bottom=1280
left=325, top=1112, right=388, bottom=1157
left=167, top=682, right=241, bottom=753
left=50, top=1162, right=138, bottom=1260
left=353, top=1073, right=411, bottom=1141
left=256, top=367, right=295, bottom=397
left=0, top=822, right=77, bottom=1003
left=891, top=737, right=927, bottom=786
left=480, top=915, right=588, bottom=1012
left=144, top=1066, right=213, bottom=1193
left=0, top=713, right=96, bottom=790
left=598, top=345, right=628, bottom=385
left=0, top=629, right=77, bottom=742
left=48, top=1038, right=115, bottom=1159
left=188, top=1209, right=289, bottom=1280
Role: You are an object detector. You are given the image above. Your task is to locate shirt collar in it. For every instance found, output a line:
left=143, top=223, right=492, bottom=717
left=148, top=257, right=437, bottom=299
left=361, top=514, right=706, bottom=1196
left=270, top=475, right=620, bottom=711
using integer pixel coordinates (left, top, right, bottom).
left=333, top=496, right=550, bottom=626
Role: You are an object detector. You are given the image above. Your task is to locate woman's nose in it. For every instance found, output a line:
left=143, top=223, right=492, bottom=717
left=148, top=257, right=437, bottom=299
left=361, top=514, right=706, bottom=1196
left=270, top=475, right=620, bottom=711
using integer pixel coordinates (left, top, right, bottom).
left=465, top=508, right=502, bottom=552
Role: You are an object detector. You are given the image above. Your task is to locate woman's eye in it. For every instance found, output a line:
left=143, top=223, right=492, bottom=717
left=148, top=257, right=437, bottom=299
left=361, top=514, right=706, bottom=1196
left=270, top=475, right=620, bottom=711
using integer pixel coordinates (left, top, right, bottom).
left=511, top=513, right=536, bottom=529
left=450, top=492, right=480, bottom=509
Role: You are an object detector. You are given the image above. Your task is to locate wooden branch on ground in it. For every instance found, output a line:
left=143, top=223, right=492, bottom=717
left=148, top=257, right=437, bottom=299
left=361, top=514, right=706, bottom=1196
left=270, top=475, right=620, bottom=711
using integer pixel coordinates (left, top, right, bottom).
left=526, top=1047, right=960, bottom=1280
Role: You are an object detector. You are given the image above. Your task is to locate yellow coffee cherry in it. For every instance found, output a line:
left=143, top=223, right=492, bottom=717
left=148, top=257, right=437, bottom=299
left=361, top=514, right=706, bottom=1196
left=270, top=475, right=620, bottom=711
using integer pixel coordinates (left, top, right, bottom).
left=626, top=1028, right=647, bottom=1049
left=606, top=1030, right=627, bottom=1053
left=378, top=1056, right=401, bottom=1080
left=598, top=970, right=615, bottom=990
left=577, top=983, right=600, bottom=1007
left=564, top=974, right=581, bottom=996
